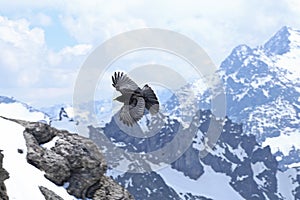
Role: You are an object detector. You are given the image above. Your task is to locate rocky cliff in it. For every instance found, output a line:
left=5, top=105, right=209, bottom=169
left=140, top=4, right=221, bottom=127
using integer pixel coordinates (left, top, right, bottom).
left=0, top=150, right=9, bottom=200
left=0, top=116, right=134, bottom=200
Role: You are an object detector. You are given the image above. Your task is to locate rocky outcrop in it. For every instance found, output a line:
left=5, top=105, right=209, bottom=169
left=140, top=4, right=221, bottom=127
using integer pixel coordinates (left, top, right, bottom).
left=39, top=186, right=64, bottom=200
left=94, top=176, right=134, bottom=200
left=1, top=116, right=134, bottom=200
left=0, top=150, right=9, bottom=200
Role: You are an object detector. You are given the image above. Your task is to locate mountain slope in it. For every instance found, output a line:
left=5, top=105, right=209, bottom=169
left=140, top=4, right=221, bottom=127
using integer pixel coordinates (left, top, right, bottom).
left=89, top=108, right=300, bottom=199
left=219, top=26, right=300, bottom=170
left=85, top=26, right=300, bottom=200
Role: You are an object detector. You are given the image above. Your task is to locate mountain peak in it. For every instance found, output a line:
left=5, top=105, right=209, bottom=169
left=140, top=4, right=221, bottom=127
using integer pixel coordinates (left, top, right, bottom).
left=263, top=26, right=300, bottom=56
left=232, top=44, right=252, bottom=57
left=219, top=44, right=252, bottom=74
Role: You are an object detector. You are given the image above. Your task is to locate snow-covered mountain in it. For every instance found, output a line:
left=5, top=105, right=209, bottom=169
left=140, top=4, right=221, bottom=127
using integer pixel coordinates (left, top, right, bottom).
left=219, top=26, right=300, bottom=170
left=90, top=108, right=300, bottom=199
left=86, top=26, right=300, bottom=199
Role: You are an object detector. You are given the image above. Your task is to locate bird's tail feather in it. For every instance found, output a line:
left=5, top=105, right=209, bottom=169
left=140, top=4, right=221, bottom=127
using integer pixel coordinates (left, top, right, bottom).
left=142, top=84, right=159, bottom=114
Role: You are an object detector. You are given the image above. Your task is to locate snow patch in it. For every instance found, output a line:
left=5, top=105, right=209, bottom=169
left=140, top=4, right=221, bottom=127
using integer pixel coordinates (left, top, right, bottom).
left=0, top=102, right=48, bottom=122
left=274, top=49, right=300, bottom=82
left=251, top=162, right=268, bottom=186
left=157, top=165, right=243, bottom=200
left=250, top=75, right=272, bottom=89
left=124, top=177, right=133, bottom=188
left=227, top=144, right=247, bottom=162
left=41, top=136, right=59, bottom=150
left=237, top=175, right=248, bottom=181
left=262, top=129, right=300, bottom=156
left=277, top=168, right=298, bottom=200
left=287, top=162, right=300, bottom=168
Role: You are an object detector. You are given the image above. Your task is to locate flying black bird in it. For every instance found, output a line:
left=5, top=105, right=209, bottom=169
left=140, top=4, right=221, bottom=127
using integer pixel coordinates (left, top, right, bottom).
left=112, top=72, right=159, bottom=126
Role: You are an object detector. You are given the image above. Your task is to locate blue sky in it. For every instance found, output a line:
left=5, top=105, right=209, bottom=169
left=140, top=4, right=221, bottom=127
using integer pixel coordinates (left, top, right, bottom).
left=0, top=0, right=300, bottom=107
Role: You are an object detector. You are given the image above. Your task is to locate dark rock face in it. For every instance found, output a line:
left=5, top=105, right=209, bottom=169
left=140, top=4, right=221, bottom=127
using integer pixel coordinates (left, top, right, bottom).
left=0, top=151, right=9, bottom=200
left=39, top=186, right=64, bottom=200
left=296, top=174, right=300, bottom=199
left=24, top=122, right=58, bottom=144
left=187, top=113, right=280, bottom=200
left=24, top=128, right=71, bottom=186
left=89, top=109, right=284, bottom=199
left=180, top=193, right=213, bottom=200
left=94, top=175, right=134, bottom=200
left=101, top=116, right=180, bottom=153
left=3, top=117, right=134, bottom=200
left=171, top=145, right=204, bottom=180
left=115, top=172, right=181, bottom=200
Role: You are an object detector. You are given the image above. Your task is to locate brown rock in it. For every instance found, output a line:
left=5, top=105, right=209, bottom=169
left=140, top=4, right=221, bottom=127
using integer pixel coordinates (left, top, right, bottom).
left=2, top=117, right=134, bottom=199
left=0, top=150, right=9, bottom=200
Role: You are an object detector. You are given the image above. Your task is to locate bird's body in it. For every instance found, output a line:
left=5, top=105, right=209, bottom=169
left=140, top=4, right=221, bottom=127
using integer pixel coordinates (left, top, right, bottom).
left=112, top=72, right=159, bottom=126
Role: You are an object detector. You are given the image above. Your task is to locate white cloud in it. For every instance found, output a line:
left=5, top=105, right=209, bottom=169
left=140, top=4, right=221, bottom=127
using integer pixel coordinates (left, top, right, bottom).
left=1, top=0, right=300, bottom=106
left=60, top=44, right=92, bottom=56
left=34, top=13, right=53, bottom=27
left=0, top=15, right=91, bottom=106
left=1, top=1, right=300, bottom=65
left=0, top=16, right=46, bottom=76
left=47, top=44, right=92, bottom=67
left=50, top=0, right=300, bottom=64
left=0, top=0, right=62, bottom=10
left=0, top=16, right=44, bottom=49
left=60, top=7, right=147, bottom=44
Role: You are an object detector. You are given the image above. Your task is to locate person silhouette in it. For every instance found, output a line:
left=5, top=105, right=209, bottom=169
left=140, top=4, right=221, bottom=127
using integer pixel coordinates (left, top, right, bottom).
left=59, top=107, right=69, bottom=121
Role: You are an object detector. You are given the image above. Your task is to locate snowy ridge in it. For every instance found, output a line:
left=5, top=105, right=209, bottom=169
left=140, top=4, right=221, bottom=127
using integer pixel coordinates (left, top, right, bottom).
left=0, top=96, right=50, bottom=123
left=219, top=26, right=300, bottom=171
left=268, top=27, right=300, bottom=89
left=158, top=165, right=243, bottom=200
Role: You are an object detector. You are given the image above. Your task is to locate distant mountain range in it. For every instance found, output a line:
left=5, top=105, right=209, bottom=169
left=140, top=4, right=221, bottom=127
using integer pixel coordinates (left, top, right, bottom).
left=88, top=26, right=300, bottom=199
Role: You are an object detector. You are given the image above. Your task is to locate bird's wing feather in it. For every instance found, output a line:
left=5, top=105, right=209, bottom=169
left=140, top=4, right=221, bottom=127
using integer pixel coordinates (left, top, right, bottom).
left=119, top=105, right=135, bottom=126
left=112, top=72, right=139, bottom=94
left=142, top=84, right=159, bottom=114
left=119, top=97, right=145, bottom=126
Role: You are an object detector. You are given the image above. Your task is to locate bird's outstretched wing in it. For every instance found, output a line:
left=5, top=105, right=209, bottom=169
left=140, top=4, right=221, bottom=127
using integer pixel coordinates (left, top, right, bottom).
left=112, top=72, right=139, bottom=94
left=119, top=96, right=145, bottom=126
left=142, top=84, right=159, bottom=114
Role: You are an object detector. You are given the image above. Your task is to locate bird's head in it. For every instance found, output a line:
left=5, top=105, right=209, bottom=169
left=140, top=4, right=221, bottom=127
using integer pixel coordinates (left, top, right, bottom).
left=113, top=95, right=126, bottom=103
